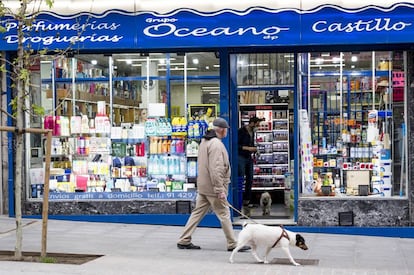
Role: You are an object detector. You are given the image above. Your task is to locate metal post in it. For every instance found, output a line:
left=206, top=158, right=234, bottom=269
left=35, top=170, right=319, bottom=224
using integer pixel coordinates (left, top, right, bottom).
left=41, top=130, right=52, bottom=257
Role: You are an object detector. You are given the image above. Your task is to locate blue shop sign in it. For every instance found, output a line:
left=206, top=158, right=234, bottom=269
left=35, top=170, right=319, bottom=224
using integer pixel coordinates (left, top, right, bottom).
left=0, top=4, right=413, bottom=50
left=0, top=13, right=137, bottom=50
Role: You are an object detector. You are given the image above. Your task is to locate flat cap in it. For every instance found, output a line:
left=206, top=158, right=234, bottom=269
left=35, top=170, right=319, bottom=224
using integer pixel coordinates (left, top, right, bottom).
left=213, top=117, right=230, bottom=128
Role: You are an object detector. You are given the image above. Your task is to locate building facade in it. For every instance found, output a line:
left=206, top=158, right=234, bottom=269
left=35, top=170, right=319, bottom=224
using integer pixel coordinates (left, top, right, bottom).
left=1, top=1, right=413, bottom=236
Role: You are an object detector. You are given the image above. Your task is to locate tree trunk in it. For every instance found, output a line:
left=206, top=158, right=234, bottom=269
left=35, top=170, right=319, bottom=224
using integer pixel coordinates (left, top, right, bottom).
left=14, top=132, right=23, bottom=260
left=13, top=0, right=28, bottom=261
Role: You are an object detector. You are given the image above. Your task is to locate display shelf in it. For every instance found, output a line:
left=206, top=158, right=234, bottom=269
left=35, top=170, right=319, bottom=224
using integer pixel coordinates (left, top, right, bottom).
left=43, top=56, right=141, bottom=125
left=46, top=89, right=140, bottom=107
left=48, top=137, right=112, bottom=193
left=253, top=174, right=285, bottom=179
left=252, top=186, right=285, bottom=191
left=240, top=103, right=290, bottom=192
left=46, top=88, right=140, bottom=124
left=309, top=65, right=395, bottom=196
left=310, top=70, right=391, bottom=143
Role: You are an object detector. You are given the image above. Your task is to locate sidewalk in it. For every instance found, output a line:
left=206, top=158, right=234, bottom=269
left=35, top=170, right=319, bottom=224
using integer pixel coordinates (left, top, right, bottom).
left=0, top=215, right=413, bottom=274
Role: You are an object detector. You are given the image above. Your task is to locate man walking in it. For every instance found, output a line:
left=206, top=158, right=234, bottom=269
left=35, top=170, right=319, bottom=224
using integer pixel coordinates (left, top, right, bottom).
left=177, top=117, right=250, bottom=252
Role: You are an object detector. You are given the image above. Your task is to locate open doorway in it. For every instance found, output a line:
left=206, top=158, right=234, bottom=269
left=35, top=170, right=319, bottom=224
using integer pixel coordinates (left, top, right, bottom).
left=232, top=53, right=296, bottom=225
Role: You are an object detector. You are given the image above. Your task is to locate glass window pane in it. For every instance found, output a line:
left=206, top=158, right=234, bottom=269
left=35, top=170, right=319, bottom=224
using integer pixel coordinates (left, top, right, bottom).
left=167, top=53, right=185, bottom=77
left=237, top=53, right=294, bottom=86
left=303, top=51, right=407, bottom=198
left=186, top=52, right=220, bottom=76
left=36, top=51, right=220, bottom=197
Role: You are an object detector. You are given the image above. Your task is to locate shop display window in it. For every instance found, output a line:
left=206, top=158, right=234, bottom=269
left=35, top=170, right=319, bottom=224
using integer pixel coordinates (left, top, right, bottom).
left=300, top=51, right=408, bottom=198
left=29, top=52, right=220, bottom=201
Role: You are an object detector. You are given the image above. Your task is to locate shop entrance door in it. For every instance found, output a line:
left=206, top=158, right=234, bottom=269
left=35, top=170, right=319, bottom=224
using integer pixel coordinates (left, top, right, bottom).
left=231, top=53, right=296, bottom=225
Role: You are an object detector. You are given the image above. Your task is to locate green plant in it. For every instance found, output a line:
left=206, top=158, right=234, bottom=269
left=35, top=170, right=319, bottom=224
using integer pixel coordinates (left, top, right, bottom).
left=40, top=256, right=57, bottom=264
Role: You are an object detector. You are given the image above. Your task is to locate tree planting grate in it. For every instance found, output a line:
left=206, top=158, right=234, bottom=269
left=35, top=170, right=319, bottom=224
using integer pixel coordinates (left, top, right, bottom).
left=0, top=251, right=103, bottom=265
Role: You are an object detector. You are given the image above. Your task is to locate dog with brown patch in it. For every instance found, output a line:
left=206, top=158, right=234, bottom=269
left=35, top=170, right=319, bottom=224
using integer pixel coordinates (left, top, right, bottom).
left=259, top=191, right=272, bottom=216
left=229, top=223, right=308, bottom=266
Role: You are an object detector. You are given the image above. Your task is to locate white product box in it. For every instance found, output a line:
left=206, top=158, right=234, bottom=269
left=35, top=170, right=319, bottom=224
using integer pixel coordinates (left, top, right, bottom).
left=372, top=183, right=392, bottom=197
left=382, top=185, right=392, bottom=197
left=381, top=175, right=392, bottom=185
left=380, top=160, right=392, bottom=174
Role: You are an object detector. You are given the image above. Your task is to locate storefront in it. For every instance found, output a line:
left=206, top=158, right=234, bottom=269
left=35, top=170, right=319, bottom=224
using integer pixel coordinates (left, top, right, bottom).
left=1, top=1, right=413, bottom=235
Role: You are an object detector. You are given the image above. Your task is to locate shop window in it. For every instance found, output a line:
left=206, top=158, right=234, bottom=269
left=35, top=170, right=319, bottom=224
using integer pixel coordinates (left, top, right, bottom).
left=237, top=53, right=294, bottom=105
left=165, top=53, right=185, bottom=77
left=300, top=51, right=408, bottom=198
left=186, top=52, right=220, bottom=77
left=169, top=52, right=220, bottom=115
left=237, top=53, right=294, bottom=87
left=29, top=52, right=220, bottom=204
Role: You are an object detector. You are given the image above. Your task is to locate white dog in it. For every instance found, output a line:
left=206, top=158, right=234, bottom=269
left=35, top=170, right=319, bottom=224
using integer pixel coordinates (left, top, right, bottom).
left=229, top=223, right=308, bottom=266
left=259, top=192, right=272, bottom=216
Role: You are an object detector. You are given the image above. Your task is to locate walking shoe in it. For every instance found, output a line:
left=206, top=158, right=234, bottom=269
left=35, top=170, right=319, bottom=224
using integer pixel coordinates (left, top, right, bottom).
left=227, top=245, right=251, bottom=252
left=177, top=243, right=201, bottom=250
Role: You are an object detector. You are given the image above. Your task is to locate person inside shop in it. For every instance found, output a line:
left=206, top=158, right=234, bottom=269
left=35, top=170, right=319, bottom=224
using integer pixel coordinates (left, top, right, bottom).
left=177, top=117, right=250, bottom=252
left=238, top=116, right=264, bottom=217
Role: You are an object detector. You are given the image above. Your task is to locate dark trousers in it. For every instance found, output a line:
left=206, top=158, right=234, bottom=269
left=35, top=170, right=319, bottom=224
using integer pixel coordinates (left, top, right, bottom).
left=238, top=155, right=253, bottom=204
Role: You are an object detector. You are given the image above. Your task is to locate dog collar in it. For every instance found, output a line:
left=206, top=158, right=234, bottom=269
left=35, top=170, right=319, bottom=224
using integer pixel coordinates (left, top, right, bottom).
left=272, top=226, right=290, bottom=248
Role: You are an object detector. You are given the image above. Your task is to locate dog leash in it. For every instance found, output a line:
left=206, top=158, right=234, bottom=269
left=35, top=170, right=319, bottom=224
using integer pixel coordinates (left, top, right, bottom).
left=226, top=201, right=260, bottom=224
